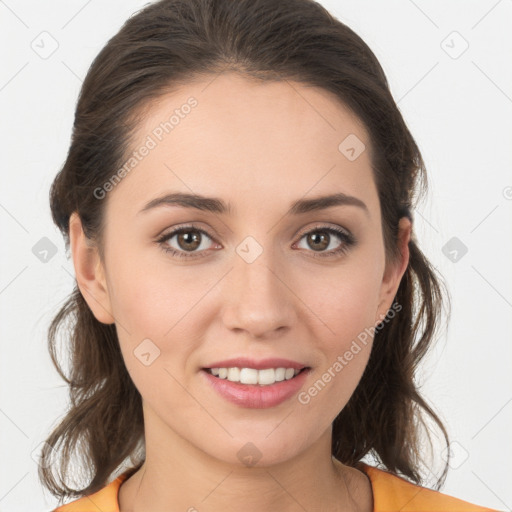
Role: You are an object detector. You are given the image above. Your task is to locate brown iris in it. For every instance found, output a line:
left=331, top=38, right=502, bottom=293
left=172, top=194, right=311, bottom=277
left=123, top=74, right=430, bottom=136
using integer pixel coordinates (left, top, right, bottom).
left=177, top=231, right=201, bottom=251
left=307, top=231, right=330, bottom=251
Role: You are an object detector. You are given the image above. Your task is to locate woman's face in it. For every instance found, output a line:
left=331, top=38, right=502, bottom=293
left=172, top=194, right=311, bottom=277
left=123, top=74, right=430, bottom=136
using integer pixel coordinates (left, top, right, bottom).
left=72, top=72, right=410, bottom=467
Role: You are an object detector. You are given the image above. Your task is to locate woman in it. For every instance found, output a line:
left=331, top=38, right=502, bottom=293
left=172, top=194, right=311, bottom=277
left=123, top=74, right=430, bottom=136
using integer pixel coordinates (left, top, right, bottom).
left=41, top=0, right=497, bottom=510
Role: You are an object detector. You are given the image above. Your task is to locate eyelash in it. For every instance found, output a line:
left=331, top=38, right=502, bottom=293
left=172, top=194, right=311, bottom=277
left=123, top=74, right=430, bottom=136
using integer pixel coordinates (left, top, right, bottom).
left=156, top=223, right=356, bottom=260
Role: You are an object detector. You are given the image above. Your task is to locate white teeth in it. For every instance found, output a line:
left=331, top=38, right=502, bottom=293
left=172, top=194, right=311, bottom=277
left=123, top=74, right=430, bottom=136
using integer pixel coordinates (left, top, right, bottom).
left=258, top=368, right=275, bottom=386
left=284, top=368, right=295, bottom=380
left=275, top=367, right=286, bottom=382
left=240, top=368, right=258, bottom=385
left=227, top=367, right=240, bottom=381
left=208, top=367, right=302, bottom=385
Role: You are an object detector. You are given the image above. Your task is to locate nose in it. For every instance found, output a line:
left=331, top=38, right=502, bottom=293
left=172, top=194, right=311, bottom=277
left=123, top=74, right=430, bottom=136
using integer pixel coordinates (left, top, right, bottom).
left=220, top=245, right=297, bottom=339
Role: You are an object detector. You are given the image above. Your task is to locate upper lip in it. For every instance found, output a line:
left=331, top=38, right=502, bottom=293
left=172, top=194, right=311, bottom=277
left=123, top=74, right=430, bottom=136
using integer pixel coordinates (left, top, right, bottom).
left=203, top=357, right=308, bottom=370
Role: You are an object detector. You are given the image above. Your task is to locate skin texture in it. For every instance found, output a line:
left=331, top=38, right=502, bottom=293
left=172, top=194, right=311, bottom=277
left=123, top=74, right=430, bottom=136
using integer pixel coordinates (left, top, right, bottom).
left=69, top=72, right=411, bottom=511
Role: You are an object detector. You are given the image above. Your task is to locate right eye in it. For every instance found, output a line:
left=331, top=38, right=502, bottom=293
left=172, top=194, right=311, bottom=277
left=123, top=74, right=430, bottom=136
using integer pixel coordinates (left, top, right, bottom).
left=156, top=225, right=220, bottom=259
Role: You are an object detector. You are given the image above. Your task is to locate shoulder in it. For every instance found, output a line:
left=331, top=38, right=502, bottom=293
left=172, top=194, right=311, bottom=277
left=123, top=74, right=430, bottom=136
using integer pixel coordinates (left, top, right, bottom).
left=52, top=473, right=127, bottom=512
left=357, top=462, right=499, bottom=512
left=51, top=464, right=498, bottom=512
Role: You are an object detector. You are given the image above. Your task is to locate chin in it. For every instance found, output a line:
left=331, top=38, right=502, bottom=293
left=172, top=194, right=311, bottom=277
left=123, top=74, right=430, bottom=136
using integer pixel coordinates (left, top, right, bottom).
left=199, top=427, right=315, bottom=469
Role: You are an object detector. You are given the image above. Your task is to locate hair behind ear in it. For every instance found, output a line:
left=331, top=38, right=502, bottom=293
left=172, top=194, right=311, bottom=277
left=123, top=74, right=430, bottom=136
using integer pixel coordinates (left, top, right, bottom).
left=38, top=287, right=145, bottom=499
left=332, top=235, right=451, bottom=489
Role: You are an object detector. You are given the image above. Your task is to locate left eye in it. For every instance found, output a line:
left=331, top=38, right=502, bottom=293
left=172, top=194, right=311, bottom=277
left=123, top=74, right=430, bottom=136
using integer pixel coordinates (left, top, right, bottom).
left=295, top=227, right=347, bottom=253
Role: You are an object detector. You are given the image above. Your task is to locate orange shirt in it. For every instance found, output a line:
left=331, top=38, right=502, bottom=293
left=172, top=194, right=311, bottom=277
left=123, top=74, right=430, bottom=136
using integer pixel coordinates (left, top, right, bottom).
left=53, top=461, right=498, bottom=511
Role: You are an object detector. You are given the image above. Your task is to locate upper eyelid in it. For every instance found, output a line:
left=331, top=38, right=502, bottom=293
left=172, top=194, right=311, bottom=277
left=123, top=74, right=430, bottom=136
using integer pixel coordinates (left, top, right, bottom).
left=159, top=222, right=350, bottom=239
left=160, top=224, right=217, bottom=242
left=295, top=223, right=350, bottom=237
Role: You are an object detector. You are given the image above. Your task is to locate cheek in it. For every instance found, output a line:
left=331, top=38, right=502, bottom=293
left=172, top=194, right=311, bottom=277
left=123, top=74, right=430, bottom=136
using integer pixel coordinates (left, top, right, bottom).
left=299, top=264, right=382, bottom=343
left=109, top=266, right=200, bottom=414
left=292, top=265, right=380, bottom=416
left=107, top=252, right=215, bottom=396
left=107, top=250, right=207, bottom=339
left=297, top=316, right=374, bottom=427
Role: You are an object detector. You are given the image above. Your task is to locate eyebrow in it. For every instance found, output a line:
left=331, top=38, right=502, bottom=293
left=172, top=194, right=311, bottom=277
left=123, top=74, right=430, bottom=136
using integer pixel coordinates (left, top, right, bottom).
left=138, top=191, right=369, bottom=217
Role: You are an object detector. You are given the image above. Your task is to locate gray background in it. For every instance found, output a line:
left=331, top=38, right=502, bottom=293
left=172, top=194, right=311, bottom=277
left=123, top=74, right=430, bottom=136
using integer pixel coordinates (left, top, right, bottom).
left=1, top=0, right=511, bottom=510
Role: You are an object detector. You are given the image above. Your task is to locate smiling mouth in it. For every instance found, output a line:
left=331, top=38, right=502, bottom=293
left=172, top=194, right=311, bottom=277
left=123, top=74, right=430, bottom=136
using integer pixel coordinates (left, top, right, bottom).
left=203, top=366, right=309, bottom=386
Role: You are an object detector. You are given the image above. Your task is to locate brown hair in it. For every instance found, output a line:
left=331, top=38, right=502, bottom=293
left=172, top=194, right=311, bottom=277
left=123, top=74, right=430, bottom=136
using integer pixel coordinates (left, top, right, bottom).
left=41, top=0, right=452, bottom=501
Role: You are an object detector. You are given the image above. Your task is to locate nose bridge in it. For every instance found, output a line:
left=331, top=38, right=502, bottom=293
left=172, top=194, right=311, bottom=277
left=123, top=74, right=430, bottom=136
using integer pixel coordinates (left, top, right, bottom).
left=222, top=235, right=294, bottom=336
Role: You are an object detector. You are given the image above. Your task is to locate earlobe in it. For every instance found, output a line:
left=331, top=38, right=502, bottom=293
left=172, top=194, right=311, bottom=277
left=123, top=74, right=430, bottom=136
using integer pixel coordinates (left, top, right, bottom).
left=374, top=217, right=412, bottom=326
left=69, top=212, right=115, bottom=325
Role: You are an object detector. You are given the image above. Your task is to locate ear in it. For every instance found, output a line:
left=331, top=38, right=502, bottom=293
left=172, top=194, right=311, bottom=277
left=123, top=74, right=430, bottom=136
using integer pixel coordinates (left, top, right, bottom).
left=374, top=216, right=412, bottom=326
left=69, top=212, right=115, bottom=324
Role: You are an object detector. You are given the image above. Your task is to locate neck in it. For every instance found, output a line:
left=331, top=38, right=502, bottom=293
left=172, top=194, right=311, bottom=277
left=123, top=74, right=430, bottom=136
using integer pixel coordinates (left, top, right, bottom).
left=118, top=406, right=369, bottom=512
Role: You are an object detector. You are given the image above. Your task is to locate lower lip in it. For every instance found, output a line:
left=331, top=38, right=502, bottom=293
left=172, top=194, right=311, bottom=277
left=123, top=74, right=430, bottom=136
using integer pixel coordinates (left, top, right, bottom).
left=201, top=369, right=310, bottom=409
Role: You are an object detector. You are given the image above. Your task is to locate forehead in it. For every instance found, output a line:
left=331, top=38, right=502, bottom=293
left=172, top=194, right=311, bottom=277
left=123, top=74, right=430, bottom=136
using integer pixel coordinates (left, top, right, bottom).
left=110, top=72, right=378, bottom=218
